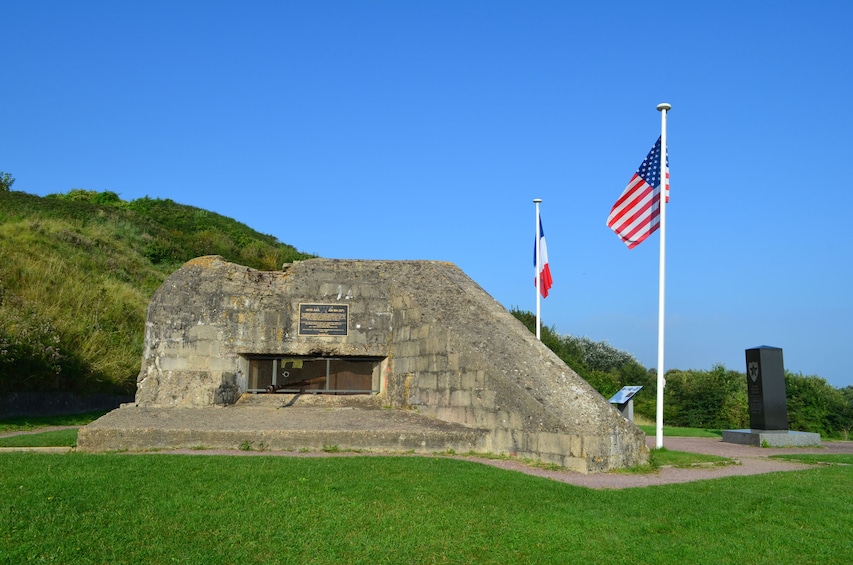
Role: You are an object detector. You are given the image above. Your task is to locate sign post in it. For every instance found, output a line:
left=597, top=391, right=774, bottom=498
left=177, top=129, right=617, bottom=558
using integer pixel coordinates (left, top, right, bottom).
left=609, top=386, right=643, bottom=422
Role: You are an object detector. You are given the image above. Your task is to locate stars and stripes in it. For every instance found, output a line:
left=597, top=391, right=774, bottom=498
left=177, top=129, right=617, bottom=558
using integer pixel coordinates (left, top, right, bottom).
left=606, top=137, right=670, bottom=249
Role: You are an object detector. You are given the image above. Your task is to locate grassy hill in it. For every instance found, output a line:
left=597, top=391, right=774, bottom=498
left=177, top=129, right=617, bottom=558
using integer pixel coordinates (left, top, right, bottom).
left=0, top=189, right=312, bottom=395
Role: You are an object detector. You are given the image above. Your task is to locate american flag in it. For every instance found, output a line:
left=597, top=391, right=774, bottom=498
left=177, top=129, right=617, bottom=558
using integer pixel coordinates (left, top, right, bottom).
left=606, top=137, right=670, bottom=249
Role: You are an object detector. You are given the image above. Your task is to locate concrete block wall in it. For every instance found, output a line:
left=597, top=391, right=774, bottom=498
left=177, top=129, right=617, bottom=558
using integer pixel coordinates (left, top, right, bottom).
left=381, top=261, right=646, bottom=470
left=134, top=256, right=647, bottom=471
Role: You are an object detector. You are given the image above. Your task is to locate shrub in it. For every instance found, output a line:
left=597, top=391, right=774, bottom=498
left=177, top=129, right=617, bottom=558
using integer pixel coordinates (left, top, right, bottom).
left=663, top=364, right=748, bottom=429
left=510, top=308, right=650, bottom=403
left=0, top=172, right=15, bottom=192
left=509, top=309, right=853, bottom=437
left=0, top=291, right=64, bottom=393
left=786, top=371, right=850, bottom=437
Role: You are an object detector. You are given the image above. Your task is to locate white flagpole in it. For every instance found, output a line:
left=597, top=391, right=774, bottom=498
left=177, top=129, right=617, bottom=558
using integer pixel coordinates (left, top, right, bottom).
left=655, top=102, right=671, bottom=449
left=534, top=198, right=542, bottom=340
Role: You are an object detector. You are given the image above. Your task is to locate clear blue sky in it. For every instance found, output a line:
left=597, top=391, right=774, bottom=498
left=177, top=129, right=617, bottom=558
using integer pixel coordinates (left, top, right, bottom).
left=4, top=1, right=851, bottom=388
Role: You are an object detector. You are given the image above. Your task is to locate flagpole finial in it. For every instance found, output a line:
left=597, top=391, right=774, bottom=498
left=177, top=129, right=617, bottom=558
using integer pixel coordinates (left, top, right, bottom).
left=533, top=198, right=542, bottom=203
left=657, top=103, right=671, bottom=112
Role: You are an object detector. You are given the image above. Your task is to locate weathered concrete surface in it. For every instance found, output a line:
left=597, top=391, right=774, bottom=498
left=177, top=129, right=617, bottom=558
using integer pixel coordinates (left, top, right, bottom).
left=78, top=256, right=647, bottom=472
left=77, top=403, right=488, bottom=454
left=722, top=429, right=822, bottom=447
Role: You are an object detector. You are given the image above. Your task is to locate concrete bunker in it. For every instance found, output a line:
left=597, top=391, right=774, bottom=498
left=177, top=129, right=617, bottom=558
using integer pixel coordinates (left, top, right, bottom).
left=78, top=256, right=647, bottom=473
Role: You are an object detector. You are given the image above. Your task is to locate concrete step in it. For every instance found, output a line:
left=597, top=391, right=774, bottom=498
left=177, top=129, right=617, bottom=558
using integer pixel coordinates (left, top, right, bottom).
left=77, top=405, right=488, bottom=454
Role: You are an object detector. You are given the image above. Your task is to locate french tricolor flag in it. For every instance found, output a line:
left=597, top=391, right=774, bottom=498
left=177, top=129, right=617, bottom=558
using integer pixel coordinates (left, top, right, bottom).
left=534, top=217, right=553, bottom=298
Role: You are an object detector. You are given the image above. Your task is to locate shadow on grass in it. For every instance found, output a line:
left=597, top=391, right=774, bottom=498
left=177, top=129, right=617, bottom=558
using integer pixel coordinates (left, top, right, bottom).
left=0, top=410, right=108, bottom=432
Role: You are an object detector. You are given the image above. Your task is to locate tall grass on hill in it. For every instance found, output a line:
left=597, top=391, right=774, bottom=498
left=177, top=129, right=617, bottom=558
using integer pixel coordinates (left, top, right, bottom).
left=0, top=189, right=312, bottom=395
left=0, top=216, right=159, bottom=394
left=123, top=194, right=307, bottom=270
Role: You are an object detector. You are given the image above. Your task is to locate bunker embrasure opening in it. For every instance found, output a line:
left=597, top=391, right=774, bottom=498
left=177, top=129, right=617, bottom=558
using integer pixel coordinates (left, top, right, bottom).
left=245, top=356, right=382, bottom=394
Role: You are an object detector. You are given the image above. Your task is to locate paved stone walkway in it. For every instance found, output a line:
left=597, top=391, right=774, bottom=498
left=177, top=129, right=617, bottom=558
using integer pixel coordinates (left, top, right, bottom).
left=469, top=436, right=853, bottom=489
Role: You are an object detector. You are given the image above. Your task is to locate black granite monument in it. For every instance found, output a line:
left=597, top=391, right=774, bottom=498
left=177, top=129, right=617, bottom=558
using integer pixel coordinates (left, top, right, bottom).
left=745, top=346, right=788, bottom=430
left=722, top=345, right=821, bottom=447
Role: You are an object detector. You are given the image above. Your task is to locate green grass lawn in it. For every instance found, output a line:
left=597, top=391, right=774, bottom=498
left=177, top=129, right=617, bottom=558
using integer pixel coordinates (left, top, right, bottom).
left=0, top=424, right=734, bottom=473
left=0, top=428, right=78, bottom=448
left=643, top=447, right=733, bottom=469
left=1, top=453, right=850, bottom=564
left=0, top=428, right=731, bottom=473
left=771, top=453, right=853, bottom=466
left=637, top=424, right=722, bottom=438
left=0, top=415, right=849, bottom=563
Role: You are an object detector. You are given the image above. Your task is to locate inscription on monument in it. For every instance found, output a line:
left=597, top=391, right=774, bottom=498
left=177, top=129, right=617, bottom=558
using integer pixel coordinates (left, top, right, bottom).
left=745, top=346, right=788, bottom=430
left=298, top=303, right=349, bottom=336
left=746, top=360, right=764, bottom=416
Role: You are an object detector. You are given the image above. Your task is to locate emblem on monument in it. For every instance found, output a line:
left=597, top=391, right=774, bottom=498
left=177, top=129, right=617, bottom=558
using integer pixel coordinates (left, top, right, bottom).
left=748, top=361, right=760, bottom=383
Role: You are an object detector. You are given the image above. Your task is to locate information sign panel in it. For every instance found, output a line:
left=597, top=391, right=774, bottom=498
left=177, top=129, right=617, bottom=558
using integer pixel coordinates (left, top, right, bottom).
left=609, top=386, right=643, bottom=405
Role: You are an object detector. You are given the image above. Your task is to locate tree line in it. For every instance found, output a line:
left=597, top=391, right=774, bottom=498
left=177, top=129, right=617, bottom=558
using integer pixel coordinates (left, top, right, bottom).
left=512, top=309, right=853, bottom=439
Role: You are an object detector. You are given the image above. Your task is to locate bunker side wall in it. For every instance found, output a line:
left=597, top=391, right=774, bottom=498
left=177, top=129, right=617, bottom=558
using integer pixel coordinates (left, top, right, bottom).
left=379, top=261, right=646, bottom=471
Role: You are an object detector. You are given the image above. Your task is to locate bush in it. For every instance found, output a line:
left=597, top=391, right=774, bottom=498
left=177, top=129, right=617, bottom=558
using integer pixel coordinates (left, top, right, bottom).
left=0, top=172, right=15, bottom=192
left=786, top=372, right=850, bottom=437
left=47, top=189, right=121, bottom=205
left=663, top=364, right=748, bottom=429
left=0, top=292, right=64, bottom=393
left=510, top=309, right=852, bottom=437
left=510, top=308, right=651, bottom=403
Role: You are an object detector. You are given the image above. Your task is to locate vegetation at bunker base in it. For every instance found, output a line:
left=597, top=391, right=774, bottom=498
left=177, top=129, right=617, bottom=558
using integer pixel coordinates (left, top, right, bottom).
left=0, top=188, right=312, bottom=395
left=1, top=452, right=851, bottom=564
